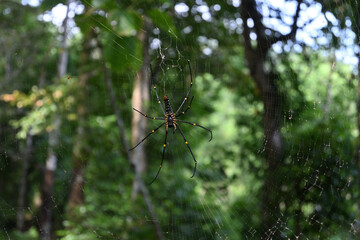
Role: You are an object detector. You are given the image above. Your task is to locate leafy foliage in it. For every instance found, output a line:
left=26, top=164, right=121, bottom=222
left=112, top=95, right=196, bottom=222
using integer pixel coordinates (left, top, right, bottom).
left=0, top=0, right=359, bottom=239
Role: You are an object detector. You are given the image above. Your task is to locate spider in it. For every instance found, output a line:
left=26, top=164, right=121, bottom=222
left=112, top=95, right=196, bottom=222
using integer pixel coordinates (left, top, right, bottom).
left=129, top=61, right=212, bottom=184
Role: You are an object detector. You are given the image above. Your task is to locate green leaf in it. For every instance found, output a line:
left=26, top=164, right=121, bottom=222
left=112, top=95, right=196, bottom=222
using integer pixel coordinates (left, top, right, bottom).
left=74, top=14, right=113, bottom=35
left=148, top=9, right=179, bottom=36
left=109, top=9, right=142, bottom=36
left=90, top=0, right=118, bottom=10
left=40, top=0, right=66, bottom=11
left=103, top=34, right=142, bottom=73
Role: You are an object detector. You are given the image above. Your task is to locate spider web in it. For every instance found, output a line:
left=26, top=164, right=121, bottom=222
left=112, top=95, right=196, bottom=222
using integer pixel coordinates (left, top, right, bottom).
left=0, top=0, right=359, bottom=240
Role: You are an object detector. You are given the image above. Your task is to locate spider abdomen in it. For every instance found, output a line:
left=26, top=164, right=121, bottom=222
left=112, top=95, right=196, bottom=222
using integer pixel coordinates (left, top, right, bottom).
left=163, top=96, right=177, bottom=131
left=163, top=95, right=173, bottom=114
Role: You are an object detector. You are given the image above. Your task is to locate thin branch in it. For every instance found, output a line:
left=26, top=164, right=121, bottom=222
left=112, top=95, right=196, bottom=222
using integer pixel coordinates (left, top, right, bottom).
left=99, top=41, right=165, bottom=240
left=268, top=0, right=302, bottom=45
left=241, top=0, right=302, bottom=52
left=324, top=57, right=336, bottom=117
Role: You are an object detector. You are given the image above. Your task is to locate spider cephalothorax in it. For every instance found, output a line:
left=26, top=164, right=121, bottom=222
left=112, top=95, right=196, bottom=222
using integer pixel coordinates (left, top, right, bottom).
left=129, top=61, right=212, bottom=184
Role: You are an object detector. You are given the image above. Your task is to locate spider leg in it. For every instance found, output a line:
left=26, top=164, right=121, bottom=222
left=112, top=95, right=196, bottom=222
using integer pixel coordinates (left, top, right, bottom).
left=150, top=64, right=166, bottom=115
left=132, top=108, right=165, bottom=120
left=176, top=125, right=197, bottom=178
left=177, top=119, right=213, bottom=141
left=129, top=122, right=165, bottom=151
left=175, top=96, right=194, bottom=117
left=175, top=60, right=193, bottom=115
left=149, top=129, right=168, bottom=185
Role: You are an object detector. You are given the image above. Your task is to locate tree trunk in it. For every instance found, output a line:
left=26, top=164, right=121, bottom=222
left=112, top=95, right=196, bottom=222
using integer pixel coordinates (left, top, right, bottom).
left=131, top=16, right=151, bottom=199
left=240, top=0, right=301, bottom=236
left=39, top=118, right=61, bottom=240
left=38, top=1, right=70, bottom=239
left=67, top=29, right=94, bottom=211
left=16, top=127, right=33, bottom=231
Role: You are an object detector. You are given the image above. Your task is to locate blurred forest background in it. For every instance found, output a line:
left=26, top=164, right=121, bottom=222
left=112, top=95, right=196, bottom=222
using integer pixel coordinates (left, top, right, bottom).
left=1, top=0, right=360, bottom=239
